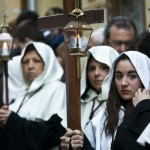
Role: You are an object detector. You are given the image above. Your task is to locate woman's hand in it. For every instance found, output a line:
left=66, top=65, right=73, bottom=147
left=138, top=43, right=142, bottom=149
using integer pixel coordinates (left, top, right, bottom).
left=71, top=130, right=84, bottom=150
left=132, top=88, right=150, bottom=107
left=60, top=128, right=74, bottom=150
left=0, top=105, right=12, bottom=126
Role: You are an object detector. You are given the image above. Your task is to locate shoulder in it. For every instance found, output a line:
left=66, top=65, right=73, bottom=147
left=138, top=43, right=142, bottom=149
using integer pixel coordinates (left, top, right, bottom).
left=45, top=81, right=65, bottom=88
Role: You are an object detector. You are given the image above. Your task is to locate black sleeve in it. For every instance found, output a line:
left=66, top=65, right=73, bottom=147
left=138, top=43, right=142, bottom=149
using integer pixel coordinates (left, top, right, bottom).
left=0, top=112, right=66, bottom=150
left=126, top=99, right=150, bottom=133
left=113, top=99, right=150, bottom=150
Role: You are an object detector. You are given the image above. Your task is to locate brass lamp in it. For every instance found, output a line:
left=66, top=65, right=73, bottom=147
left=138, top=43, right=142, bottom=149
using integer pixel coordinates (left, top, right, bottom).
left=64, top=8, right=93, bottom=79
left=64, top=8, right=93, bottom=56
left=0, top=15, right=12, bottom=60
left=0, top=15, right=13, bottom=107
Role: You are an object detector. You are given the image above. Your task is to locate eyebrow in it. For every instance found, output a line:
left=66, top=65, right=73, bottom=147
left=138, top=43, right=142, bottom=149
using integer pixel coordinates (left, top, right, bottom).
left=115, top=70, right=137, bottom=74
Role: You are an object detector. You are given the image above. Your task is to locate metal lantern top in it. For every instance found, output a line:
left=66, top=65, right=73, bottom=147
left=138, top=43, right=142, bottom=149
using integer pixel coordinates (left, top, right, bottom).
left=0, top=15, right=13, bottom=60
left=64, top=8, right=93, bottom=56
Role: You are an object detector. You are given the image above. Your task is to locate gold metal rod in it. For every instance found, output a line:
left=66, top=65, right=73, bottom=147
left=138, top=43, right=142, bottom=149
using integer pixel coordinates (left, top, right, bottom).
left=76, top=56, right=81, bottom=79
left=4, top=61, right=9, bottom=108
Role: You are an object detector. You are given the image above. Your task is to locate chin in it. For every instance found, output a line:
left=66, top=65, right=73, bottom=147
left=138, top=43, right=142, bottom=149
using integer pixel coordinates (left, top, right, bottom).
left=121, top=96, right=132, bottom=101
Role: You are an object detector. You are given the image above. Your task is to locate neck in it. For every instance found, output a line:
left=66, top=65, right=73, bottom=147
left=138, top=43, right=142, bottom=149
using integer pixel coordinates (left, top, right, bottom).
left=122, top=100, right=131, bottom=108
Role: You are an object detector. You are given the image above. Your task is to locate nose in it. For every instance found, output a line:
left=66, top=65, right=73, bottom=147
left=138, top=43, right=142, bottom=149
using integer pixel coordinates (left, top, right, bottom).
left=95, top=67, right=102, bottom=76
left=119, top=44, right=127, bottom=53
left=28, top=61, right=34, bottom=69
left=121, top=76, right=128, bottom=86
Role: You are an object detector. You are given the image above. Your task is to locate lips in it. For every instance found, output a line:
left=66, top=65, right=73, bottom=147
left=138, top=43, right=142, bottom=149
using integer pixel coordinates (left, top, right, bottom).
left=121, top=90, right=131, bottom=94
left=27, top=72, right=36, bottom=78
left=94, top=80, right=102, bottom=85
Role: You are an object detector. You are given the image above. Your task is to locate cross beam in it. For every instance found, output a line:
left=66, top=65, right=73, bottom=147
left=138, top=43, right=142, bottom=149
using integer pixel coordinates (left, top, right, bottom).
left=38, top=9, right=104, bottom=30
left=38, top=0, right=104, bottom=130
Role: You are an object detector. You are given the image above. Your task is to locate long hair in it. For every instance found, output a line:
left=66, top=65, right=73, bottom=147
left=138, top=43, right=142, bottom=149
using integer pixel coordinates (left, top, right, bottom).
left=81, top=54, right=98, bottom=99
left=104, top=54, right=135, bottom=136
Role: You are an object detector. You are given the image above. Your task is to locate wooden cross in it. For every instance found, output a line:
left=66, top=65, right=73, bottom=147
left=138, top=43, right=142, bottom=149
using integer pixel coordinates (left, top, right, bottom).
left=38, top=0, right=104, bottom=130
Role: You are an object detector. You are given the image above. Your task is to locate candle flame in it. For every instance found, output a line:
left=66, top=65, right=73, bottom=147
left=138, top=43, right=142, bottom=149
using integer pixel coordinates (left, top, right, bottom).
left=3, top=42, right=8, bottom=49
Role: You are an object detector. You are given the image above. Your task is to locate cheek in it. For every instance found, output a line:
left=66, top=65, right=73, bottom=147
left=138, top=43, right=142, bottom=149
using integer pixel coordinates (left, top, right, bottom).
left=87, top=72, right=93, bottom=82
left=38, top=63, right=44, bottom=73
left=131, top=80, right=143, bottom=91
left=102, top=71, right=109, bottom=79
left=22, top=66, right=27, bottom=74
left=39, top=66, right=44, bottom=73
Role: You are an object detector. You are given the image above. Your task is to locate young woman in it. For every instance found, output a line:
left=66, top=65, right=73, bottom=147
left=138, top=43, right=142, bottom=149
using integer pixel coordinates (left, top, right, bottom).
left=58, top=46, right=119, bottom=130
left=0, top=42, right=66, bottom=150
left=60, top=51, right=150, bottom=150
left=80, top=46, right=119, bottom=129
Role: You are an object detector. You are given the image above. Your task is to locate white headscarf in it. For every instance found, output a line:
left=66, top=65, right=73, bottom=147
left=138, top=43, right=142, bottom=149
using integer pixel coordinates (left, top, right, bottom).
left=81, top=45, right=119, bottom=101
left=109, top=51, right=150, bottom=89
left=9, top=42, right=66, bottom=121
left=20, top=41, right=63, bottom=93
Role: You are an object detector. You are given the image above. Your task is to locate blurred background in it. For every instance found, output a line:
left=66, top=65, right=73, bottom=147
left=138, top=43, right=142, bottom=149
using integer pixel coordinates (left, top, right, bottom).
left=0, top=0, right=149, bottom=35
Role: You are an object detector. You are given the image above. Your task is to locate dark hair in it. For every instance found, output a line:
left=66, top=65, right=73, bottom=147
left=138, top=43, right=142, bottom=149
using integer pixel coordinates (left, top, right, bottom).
left=104, top=54, right=135, bottom=136
left=104, top=16, right=137, bottom=44
left=24, top=43, right=36, bottom=54
left=16, top=10, right=39, bottom=25
left=13, top=20, right=44, bottom=43
left=45, top=7, right=63, bottom=16
left=135, top=31, right=150, bottom=58
left=22, top=43, right=43, bottom=62
left=81, top=54, right=99, bottom=99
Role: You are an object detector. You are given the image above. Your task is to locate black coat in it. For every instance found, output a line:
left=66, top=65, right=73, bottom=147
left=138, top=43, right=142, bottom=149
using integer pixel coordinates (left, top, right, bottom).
left=113, top=100, right=150, bottom=150
left=0, top=112, right=66, bottom=150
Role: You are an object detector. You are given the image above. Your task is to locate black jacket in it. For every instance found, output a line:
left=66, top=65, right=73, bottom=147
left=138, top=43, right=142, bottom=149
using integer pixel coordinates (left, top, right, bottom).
left=0, top=112, right=66, bottom=150
left=113, top=100, right=150, bottom=150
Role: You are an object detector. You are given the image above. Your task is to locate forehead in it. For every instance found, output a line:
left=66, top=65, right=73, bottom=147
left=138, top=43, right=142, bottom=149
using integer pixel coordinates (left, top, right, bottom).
left=110, top=25, right=135, bottom=40
left=115, top=59, right=136, bottom=73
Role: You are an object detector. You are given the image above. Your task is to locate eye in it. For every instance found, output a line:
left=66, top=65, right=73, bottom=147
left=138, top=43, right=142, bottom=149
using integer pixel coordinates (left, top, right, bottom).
left=100, top=64, right=109, bottom=71
left=34, top=59, right=42, bottom=63
left=88, top=66, right=96, bottom=72
left=22, top=59, right=29, bottom=64
left=115, top=74, right=122, bottom=80
left=129, top=74, right=137, bottom=79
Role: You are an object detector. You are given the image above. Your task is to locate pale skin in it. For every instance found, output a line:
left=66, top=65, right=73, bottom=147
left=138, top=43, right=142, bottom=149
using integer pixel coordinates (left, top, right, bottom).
left=0, top=49, right=44, bottom=126
left=132, top=88, right=150, bottom=107
left=115, top=59, right=143, bottom=101
left=60, top=59, right=150, bottom=150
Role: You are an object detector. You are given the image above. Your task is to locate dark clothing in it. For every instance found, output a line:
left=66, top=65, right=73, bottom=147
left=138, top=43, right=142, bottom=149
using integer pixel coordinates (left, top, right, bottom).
left=113, top=100, right=150, bottom=150
left=83, top=135, right=95, bottom=150
left=0, top=112, right=66, bottom=150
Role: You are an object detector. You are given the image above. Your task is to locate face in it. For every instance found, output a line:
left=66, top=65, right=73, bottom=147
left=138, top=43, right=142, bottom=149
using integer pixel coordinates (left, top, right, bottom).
left=115, top=59, right=143, bottom=101
left=108, top=25, right=135, bottom=53
left=22, top=49, right=44, bottom=84
left=87, top=58, right=109, bottom=93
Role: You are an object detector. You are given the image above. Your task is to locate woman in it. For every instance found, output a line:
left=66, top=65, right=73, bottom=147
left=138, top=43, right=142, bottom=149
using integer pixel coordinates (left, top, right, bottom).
left=61, top=51, right=150, bottom=150
left=80, top=46, right=119, bottom=129
left=0, top=42, right=66, bottom=150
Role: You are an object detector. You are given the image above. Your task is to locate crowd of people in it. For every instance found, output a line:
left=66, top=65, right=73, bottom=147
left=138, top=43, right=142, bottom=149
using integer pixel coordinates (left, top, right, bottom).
left=0, top=6, right=149, bottom=150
